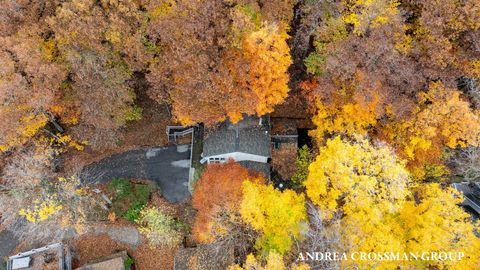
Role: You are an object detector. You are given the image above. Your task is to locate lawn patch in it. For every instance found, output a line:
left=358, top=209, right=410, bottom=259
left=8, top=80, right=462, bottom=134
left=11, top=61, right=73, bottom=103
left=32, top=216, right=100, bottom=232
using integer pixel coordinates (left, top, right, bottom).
left=107, top=178, right=153, bottom=222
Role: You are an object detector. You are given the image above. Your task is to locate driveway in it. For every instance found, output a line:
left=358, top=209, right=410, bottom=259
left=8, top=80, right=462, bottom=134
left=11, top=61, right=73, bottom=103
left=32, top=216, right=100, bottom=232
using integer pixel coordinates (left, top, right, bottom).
left=0, top=229, right=18, bottom=266
left=80, top=145, right=191, bottom=202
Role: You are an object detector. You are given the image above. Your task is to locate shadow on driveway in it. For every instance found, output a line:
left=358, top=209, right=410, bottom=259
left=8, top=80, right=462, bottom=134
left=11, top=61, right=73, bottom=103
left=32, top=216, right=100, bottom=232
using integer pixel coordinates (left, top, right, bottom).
left=80, top=145, right=191, bottom=202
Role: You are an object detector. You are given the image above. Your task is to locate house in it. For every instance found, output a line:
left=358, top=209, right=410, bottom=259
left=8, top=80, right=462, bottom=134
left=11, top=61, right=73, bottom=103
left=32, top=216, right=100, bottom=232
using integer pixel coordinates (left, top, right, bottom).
left=200, top=116, right=271, bottom=176
left=6, top=243, right=71, bottom=270
left=452, top=182, right=480, bottom=216
left=174, top=243, right=234, bottom=270
left=75, top=251, right=130, bottom=270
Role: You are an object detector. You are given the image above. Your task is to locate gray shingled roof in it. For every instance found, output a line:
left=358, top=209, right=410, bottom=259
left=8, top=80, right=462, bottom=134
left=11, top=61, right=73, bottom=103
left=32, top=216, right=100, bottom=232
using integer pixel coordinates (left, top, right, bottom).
left=452, top=182, right=480, bottom=215
left=203, top=116, right=271, bottom=157
left=174, top=244, right=234, bottom=270
left=239, top=161, right=270, bottom=178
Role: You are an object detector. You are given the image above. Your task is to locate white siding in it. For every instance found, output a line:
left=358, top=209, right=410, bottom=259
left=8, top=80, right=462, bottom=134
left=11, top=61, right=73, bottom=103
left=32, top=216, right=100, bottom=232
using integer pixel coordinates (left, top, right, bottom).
left=203, top=152, right=268, bottom=164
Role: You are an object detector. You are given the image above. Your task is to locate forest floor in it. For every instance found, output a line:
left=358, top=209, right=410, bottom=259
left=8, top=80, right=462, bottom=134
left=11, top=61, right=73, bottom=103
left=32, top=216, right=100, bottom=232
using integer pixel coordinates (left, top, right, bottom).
left=1, top=194, right=194, bottom=270
left=69, top=193, right=194, bottom=270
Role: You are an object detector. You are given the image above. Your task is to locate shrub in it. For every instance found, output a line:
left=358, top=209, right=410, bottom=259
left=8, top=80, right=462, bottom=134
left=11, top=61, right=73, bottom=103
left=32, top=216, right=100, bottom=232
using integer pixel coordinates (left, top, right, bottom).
left=108, top=178, right=133, bottom=199
left=304, top=52, right=326, bottom=76
left=136, top=206, right=184, bottom=248
left=123, top=203, right=144, bottom=222
left=291, top=145, right=313, bottom=186
left=124, top=255, right=134, bottom=270
left=107, top=179, right=153, bottom=222
left=135, top=184, right=151, bottom=204
left=124, top=105, right=143, bottom=122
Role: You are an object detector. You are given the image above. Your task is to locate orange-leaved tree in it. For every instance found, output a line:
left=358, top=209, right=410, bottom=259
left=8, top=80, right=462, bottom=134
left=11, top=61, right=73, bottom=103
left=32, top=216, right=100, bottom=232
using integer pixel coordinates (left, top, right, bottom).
left=191, top=161, right=263, bottom=243
left=147, top=0, right=292, bottom=126
left=232, top=23, right=292, bottom=117
left=0, top=26, right=66, bottom=151
left=381, top=82, right=480, bottom=180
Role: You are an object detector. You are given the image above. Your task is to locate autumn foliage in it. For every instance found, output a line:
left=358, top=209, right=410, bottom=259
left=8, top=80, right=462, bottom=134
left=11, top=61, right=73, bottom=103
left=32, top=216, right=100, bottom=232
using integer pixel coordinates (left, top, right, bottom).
left=305, top=136, right=480, bottom=269
left=1, top=0, right=480, bottom=268
left=240, top=181, right=307, bottom=255
left=191, top=161, right=262, bottom=243
left=146, top=1, right=292, bottom=126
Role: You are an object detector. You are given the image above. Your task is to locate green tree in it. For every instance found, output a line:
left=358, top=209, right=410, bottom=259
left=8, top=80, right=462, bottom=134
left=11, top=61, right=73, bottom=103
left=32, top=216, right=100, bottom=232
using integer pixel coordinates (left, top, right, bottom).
left=291, top=145, right=313, bottom=186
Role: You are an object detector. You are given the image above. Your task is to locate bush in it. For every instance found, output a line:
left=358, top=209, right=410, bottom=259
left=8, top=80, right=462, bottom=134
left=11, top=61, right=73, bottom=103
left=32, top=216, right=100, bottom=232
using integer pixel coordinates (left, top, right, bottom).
left=107, top=178, right=153, bottom=222
left=304, top=52, right=326, bottom=76
left=124, top=255, right=134, bottom=270
left=136, top=206, right=184, bottom=248
left=123, top=202, right=144, bottom=222
left=135, top=184, right=151, bottom=204
left=124, top=105, right=143, bottom=122
left=291, top=145, right=313, bottom=186
left=108, top=178, right=133, bottom=199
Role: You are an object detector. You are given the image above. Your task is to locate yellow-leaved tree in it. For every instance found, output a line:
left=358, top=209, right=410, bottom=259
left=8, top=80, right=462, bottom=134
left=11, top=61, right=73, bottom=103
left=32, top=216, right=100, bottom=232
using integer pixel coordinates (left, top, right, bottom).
left=342, top=0, right=400, bottom=35
left=399, top=183, right=480, bottom=270
left=305, top=136, right=410, bottom=219
left=229, top=252, right=310, bottom=270
left=310, top=89, right=382, bottom=143
left=383, top=82, right=480, bottom=180
left=240, top=181, right=307, bottom=255
left=305, top=136, right=480, bottom=269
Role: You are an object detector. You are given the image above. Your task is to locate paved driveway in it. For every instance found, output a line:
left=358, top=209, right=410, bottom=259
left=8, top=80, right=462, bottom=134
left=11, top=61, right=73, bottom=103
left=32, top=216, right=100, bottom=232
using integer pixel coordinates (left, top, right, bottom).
left=0, top=229, right=18, bottom=266
left=80, top=145, right=191, bottom=202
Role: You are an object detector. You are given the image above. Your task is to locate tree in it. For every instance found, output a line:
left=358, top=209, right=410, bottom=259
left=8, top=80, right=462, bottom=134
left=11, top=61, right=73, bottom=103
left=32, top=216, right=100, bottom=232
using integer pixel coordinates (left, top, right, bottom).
left=232, top=23, right=292, bottom=117
left=305, top=136, right=410, bottom=219
left=297, top=202, right=341, bottom=270
left=301, top=0, right=480, bottom=169
left=0, top=0, right=59, bottom=37
left=1, top=169, right=98, bottom=242
left=302, top=0, right=423, bottom=121
left=305, top=136, right=409, bottom=269
left=305, top=136, right=480, bottom=269
left=381, top=82, right=480, bottom=180
left=310, top=87, right=382, bottom=143
left=240, top=181, right=307, bottom=255
left=404, top=0, right=480, bottom=80
left=304, top=137, right=409, bottom=270
left=48, top=0, right=147, bottom=149
left=146, top=0, right=292, bottom=126
left=0, top=141, right=56, bottom=230
left=291, top=145, right=313, bottom=186
left=229, top=252, right=310, bottom=270
left=398, top=184, right=480, bottom=270
left=0, top=26, right=66, bottom=151
left=341, top=0, right=400, bottom=36
left=136, top=206, right=184, bottom=248
left=191, top=161, right=262, bottom=243
left=1, top=141, right=55, bottom=190
left=447, top=147, right=480, bottom=182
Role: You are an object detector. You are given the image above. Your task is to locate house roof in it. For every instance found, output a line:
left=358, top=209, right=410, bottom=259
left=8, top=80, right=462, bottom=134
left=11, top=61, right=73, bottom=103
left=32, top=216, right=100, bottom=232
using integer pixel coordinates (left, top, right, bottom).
left=452, top=182, right=480, bottom=215
left=7, top=243, right=70, bottom=270
left=203, top=116, right=271, bottom=158
left=174, top=243, right=234, bottom=270
left=239, top=161, right=270, bottom=178
left=75, top=251, right=128, bottom=270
